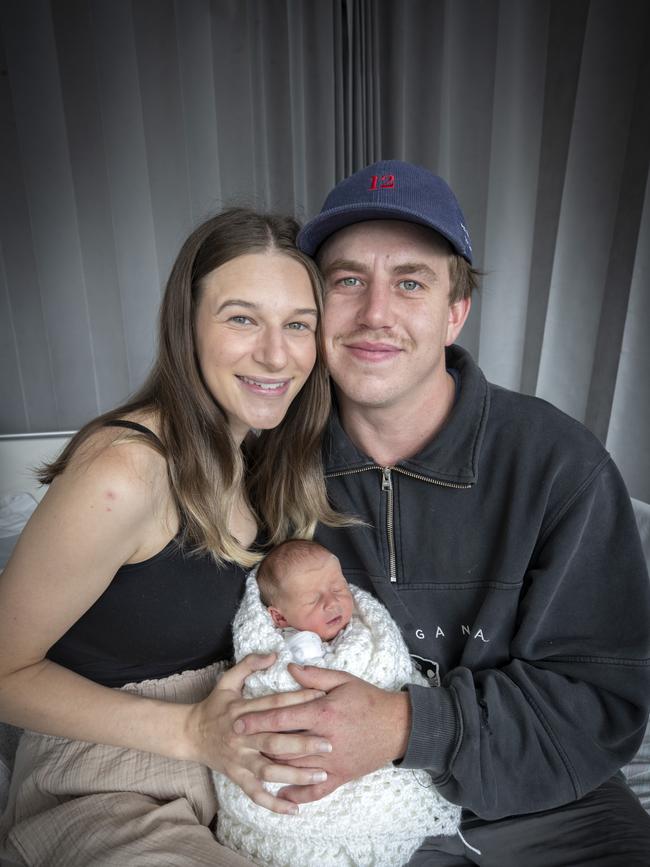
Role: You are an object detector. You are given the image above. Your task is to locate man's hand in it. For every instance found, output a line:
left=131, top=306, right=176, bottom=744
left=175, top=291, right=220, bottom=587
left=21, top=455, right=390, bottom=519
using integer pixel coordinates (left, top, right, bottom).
left=232, top=664, right=412, bottom=804
left=185, top=654, right=332, bottom=814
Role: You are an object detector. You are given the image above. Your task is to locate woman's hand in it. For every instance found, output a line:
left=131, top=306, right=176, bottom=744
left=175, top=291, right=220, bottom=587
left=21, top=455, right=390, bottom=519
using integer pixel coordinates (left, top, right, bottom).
left=231, top=665, right=412, bottom=805
left=185, top=653, right=333, bottom=814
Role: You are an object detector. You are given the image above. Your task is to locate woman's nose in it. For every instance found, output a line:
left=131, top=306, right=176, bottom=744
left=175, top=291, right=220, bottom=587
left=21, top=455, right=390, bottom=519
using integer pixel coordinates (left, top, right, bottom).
left=253, top=327, right=288, bottom=370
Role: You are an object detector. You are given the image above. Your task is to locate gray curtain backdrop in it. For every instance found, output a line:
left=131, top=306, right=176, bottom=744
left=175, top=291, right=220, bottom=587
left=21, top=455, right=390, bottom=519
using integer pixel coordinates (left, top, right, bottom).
left=1, top=0, right=649, bottom=501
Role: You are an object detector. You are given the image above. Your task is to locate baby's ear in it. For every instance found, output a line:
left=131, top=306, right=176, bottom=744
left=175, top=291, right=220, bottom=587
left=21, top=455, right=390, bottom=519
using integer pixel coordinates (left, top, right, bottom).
left=268, top=607, right=288, bottom=629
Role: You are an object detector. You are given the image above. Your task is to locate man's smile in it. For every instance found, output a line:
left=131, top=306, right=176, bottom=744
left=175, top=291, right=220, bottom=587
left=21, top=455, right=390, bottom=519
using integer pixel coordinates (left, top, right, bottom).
left=341, top=337, right=406, bottom=363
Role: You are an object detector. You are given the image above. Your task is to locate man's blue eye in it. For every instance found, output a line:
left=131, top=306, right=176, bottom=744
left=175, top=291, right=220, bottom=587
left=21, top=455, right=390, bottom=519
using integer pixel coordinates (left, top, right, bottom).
left=400, top=280, right=421, bottom=291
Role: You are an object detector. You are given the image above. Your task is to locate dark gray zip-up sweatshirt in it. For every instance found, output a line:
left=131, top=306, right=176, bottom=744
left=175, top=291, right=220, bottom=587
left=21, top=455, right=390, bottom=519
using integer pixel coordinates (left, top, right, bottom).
left=315, top=344, right=650, bottom=820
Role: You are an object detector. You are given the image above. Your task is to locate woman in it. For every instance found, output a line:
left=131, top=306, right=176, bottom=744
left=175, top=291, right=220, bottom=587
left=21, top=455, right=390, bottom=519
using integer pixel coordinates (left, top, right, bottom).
left=0, top=208, right=345, bottom=866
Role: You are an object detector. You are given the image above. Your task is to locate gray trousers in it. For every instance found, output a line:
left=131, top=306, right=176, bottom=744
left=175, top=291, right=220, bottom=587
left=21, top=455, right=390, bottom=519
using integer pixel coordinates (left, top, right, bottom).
left=408, top=774, right=650, bottom=866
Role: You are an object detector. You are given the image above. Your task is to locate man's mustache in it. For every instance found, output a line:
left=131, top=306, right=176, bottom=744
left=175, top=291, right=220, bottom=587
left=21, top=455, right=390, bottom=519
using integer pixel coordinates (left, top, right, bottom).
left=332, top=329, right=413, bottom=350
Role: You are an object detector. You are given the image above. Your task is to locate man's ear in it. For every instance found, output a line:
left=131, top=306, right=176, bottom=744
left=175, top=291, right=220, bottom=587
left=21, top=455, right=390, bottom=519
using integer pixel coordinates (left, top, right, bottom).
left=446, top=296, right=471, bottom=346
left=268, top=607, right=289, bottom=629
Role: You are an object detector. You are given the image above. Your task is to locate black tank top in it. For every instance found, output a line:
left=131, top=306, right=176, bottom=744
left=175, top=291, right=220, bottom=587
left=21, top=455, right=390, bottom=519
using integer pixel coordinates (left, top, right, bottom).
left=46, top=421, right=248, bottom=687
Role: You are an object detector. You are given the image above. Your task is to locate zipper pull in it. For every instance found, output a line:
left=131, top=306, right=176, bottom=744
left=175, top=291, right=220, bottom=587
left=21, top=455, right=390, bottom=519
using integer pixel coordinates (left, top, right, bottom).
left=381, top=467, right=393, bottom=491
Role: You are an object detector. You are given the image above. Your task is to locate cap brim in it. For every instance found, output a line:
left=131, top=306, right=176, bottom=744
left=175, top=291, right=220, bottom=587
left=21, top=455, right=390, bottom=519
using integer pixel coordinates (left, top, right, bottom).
left=297, top=203, right=471, bottom=263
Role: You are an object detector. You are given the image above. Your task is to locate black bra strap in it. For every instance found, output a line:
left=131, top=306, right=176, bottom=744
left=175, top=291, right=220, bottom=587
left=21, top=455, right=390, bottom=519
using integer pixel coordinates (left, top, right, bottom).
left=103, top=419, right=164, bottom=450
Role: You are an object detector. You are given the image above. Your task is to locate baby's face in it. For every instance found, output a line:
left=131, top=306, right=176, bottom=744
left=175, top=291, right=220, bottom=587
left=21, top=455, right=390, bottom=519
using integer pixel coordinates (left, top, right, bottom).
left=270, top=552, right=354, bottom=641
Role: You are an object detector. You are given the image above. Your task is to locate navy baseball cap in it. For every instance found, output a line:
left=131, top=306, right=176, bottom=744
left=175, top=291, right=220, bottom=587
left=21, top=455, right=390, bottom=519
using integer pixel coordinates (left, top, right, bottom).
left=297, top=159, right=473, bottom=264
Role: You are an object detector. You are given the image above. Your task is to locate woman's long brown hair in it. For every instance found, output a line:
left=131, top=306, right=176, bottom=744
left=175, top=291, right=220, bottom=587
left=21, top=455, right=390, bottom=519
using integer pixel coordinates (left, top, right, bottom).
left=40, top=208, right=350, bottom=566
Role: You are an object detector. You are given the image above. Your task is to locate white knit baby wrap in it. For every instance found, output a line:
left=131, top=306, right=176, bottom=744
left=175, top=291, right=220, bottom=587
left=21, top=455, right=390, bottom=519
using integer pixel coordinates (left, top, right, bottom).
left=213, top=572, right=461, bottom=867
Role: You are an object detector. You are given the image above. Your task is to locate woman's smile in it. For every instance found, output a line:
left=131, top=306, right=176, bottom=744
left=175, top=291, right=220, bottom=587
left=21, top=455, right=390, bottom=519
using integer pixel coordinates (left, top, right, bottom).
left=235, top=375, right=292, bottom=394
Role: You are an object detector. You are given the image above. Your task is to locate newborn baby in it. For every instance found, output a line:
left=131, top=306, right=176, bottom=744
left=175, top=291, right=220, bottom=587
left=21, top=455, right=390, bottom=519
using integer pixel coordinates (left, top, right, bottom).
left=213, top=540, right=461, bottom=867
left=257, top=540, right=355, bottom=664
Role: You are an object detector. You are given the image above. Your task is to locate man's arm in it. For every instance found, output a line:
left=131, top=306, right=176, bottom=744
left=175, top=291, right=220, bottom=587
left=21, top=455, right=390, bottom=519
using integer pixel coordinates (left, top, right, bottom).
left=410, top=459, right=650, bottom=818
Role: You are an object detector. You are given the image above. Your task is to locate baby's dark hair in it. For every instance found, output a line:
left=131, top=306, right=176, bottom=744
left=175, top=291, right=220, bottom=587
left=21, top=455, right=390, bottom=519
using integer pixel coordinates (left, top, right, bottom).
left=257, top=539, right=331, bottom=607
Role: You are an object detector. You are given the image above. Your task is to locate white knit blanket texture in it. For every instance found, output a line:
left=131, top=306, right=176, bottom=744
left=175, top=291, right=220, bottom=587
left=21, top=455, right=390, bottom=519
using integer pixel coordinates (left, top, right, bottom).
left=213, top=572, right=460, bottom=867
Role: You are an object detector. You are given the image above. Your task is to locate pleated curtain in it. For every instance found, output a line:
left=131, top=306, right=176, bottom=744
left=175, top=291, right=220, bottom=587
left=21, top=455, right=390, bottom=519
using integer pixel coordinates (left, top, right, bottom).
left=1, top=0, right=648, bottom=500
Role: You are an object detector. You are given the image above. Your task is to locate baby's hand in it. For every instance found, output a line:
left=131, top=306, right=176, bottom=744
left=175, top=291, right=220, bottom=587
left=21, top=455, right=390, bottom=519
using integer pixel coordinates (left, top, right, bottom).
left=285, top=631, right=325, bottom=665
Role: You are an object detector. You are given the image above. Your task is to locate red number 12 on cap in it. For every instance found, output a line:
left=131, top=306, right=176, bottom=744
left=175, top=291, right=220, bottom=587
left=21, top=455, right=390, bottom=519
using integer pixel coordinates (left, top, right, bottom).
left=368, top=174, right=395, bottom=190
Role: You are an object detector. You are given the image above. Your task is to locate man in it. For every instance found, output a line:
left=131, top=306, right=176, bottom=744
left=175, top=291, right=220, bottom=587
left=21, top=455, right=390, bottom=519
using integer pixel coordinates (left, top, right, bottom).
left=238, top=160, right=650, bottom=865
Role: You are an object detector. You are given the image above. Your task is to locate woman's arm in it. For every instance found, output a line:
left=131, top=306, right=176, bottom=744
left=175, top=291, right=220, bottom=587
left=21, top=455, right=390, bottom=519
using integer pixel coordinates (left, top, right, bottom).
left=0, top=434, right=328, bottom=813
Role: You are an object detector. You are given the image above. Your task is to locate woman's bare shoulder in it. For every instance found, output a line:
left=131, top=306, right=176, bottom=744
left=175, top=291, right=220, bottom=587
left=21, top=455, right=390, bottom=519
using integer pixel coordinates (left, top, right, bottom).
left=53, top=412, right=170, bottom=517
left=0, top=414, right=173, bottom=669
